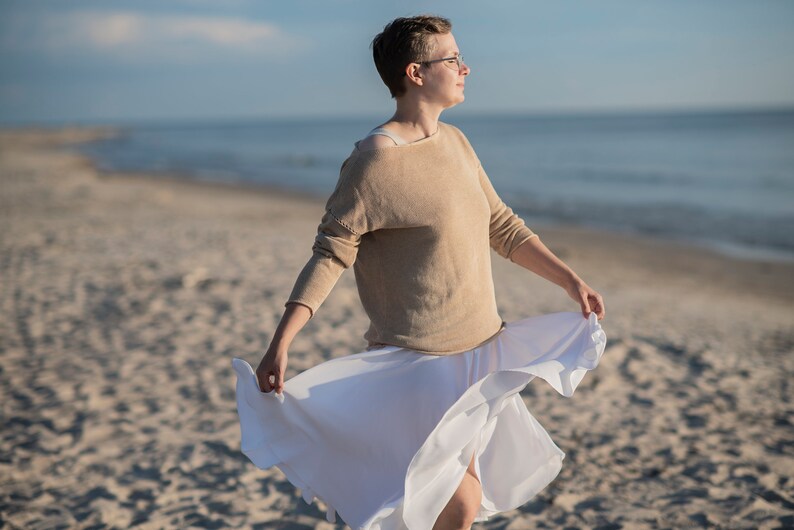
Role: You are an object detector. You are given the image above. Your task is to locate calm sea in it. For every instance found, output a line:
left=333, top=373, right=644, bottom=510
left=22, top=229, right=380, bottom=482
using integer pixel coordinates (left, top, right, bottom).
left=76, top=109, right=794, bottom=262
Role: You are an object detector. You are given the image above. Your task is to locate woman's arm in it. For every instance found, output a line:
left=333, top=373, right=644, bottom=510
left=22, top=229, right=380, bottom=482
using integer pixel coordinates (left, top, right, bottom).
left=256, top=156, right=372, bottom=394
left=509, top=235, right=606, bottom=320
left=256, top=302, right=312, bottom=395
left=256, top=211, right=359, bottom=396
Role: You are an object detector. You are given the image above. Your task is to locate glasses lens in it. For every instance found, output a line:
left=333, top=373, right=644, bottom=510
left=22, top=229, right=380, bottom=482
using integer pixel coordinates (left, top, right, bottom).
left=444, top=56, right=461, bottom=71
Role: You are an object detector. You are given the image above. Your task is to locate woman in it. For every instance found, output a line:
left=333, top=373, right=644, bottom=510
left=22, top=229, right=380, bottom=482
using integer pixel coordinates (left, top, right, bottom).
left=232, top=14, right=606, bottom=530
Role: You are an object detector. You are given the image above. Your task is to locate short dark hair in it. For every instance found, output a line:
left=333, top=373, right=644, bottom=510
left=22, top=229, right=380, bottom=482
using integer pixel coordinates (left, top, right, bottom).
left=370, top=15, right=453, bottom=98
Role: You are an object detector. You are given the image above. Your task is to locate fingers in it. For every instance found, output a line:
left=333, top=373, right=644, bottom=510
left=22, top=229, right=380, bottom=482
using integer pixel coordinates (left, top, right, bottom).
left=567, top=280, right=606, bottom=320
left=579, top=288, right=606, bottom=321
left=257, top=373, right=271, bottom=393
left=257, top=369, right=283, bottom=394
left=274, top=372, right=284, bottom=395
left=590, top=293, right=606, bottom=320
left=256, top=351, right=288, bottom=395
left=580, top=293, right=591, bottom=319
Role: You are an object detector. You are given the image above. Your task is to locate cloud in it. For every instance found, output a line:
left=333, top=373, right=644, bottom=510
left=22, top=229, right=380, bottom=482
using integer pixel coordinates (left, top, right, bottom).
left=79, top=13, right=144, bottom=48
left=1, top=10, right=310, bottom=61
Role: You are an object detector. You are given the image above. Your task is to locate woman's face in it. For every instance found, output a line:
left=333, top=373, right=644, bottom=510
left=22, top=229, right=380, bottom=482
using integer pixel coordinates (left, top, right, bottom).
left=417, top=32, right=470, bottom=109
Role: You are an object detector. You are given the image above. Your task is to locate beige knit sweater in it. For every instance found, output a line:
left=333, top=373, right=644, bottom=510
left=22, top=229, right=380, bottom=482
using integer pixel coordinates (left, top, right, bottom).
left=286, top=121, right=538, bottom=355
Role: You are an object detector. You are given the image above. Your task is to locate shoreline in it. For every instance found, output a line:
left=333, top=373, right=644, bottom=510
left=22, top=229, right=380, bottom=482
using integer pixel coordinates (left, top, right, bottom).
left=8, top=119, right=787, bottom=267
left=33, top=125, right=794, bottom=307
left=5, top=124, right=794, bottom=307
left=60, top=123, right=794, bottom=266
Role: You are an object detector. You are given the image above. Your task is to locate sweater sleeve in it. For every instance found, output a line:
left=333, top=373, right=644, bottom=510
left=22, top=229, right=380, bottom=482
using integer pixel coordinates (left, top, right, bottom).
left=285, top=158, right=369, bottom=318
left=477, top=161, right=539, bottom=262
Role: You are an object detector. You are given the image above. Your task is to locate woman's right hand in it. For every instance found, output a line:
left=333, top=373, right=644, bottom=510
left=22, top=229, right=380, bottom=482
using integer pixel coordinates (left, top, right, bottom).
left=256, top=345, right=288, bottom=395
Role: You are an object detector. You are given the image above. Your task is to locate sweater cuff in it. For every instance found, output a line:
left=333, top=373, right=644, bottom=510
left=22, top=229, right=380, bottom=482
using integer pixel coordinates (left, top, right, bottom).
left=507, top=231, right=539, bottom=262
left=285, top=300, right=315, bottom=318
left=285, top=253, right=348, bottom=319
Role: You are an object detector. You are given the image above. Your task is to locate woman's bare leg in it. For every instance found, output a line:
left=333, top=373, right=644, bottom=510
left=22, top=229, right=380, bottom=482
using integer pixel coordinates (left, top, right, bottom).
left=432, top=451, right=482, bottom=530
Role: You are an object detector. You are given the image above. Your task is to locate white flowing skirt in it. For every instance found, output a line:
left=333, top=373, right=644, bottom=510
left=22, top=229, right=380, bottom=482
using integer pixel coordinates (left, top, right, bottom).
left=232, top=311, right=607, bottom=530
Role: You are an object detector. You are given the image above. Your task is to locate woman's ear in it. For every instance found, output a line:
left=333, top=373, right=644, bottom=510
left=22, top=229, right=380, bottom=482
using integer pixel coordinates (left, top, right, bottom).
left=405, top=63, right=423, bottom=86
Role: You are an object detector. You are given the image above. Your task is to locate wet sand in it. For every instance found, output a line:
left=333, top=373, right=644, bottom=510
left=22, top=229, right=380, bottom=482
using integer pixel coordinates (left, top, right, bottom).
left=1, top=126, right=792, bottom=529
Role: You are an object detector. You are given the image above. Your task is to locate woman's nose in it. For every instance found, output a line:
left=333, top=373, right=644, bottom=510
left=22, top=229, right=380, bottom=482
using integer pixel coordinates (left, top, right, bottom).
left=461, top=62, right=470, bottom=76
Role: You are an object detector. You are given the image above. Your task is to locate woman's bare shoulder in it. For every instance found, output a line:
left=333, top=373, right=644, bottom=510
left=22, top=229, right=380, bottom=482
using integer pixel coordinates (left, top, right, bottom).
left=357, top=134, right=398, bottom=152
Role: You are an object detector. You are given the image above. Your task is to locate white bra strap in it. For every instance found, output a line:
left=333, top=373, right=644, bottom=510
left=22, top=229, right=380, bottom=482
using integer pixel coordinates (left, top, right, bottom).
left=367, top=127, right=407, bottom=146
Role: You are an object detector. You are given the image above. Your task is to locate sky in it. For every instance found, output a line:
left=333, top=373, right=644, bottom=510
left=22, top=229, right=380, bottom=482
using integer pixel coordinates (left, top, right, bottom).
left=1, top=0, right=793, bottom=125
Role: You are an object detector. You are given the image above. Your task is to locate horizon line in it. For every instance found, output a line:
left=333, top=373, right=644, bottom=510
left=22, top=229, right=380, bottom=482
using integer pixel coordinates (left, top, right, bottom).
left=2, top=102, right=794, bottom=129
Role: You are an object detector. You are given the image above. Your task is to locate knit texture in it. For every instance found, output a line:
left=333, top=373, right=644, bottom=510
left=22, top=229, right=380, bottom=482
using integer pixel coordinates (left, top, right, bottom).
left=286, top=121, right=538, bottom=355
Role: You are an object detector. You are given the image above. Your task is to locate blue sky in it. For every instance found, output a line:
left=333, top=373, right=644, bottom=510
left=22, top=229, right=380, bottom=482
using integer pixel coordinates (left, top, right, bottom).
left=1, top=0, right=793, bottom=125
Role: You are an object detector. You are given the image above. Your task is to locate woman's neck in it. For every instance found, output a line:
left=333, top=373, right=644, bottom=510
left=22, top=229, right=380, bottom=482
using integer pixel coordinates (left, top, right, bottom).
left=385, top=99, right=442, bottom=141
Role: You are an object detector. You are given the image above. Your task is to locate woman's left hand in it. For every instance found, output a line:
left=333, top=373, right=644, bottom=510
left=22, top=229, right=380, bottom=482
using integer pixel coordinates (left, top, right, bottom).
left=564, top=278, right=605, bottom=320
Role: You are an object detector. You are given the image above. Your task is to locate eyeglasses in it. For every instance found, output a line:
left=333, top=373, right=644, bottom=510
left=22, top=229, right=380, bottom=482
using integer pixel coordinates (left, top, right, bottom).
left=403, top=54, right=465, bottom=75
left=423, top=54, right=465, bottom=71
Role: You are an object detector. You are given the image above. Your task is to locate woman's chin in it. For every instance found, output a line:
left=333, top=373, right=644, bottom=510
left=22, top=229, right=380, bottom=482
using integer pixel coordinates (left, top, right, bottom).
left=447, top=95, right=465, bottom=108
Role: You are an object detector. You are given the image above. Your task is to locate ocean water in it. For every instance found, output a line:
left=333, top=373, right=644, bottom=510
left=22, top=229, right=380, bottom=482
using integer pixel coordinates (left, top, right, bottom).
left=76, top=109, right=794, bottom=262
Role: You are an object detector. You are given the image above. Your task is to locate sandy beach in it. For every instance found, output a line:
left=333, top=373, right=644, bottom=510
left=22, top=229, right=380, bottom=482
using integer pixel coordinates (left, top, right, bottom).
left=1, top=126, right=793, bottom=529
